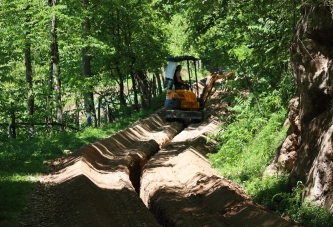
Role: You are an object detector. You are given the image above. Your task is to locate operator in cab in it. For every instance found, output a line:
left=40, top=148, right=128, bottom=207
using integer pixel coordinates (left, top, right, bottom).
left=173, top=65, right=189, bottom=90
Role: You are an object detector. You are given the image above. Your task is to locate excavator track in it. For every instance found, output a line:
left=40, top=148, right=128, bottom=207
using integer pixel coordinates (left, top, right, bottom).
left=165, top=109, right=204, bottom=121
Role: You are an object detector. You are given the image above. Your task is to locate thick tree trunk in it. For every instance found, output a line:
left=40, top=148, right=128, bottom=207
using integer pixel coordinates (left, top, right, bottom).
left=288, top=4, right=333, bottom=210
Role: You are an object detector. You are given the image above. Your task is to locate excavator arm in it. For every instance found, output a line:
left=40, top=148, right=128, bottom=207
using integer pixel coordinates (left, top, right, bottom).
left=199, top=71, right=235, bottom=108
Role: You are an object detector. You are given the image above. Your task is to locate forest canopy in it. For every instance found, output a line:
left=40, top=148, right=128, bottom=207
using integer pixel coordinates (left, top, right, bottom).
left=0, top=0, right=300, bottom=142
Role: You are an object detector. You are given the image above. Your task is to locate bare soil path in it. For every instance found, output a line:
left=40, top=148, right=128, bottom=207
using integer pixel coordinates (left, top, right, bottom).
left=22, top=80, right=298, bottom=227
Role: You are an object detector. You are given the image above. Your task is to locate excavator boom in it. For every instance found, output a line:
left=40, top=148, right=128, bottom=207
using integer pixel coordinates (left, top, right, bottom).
left=199, top=71, right=235, bottom=107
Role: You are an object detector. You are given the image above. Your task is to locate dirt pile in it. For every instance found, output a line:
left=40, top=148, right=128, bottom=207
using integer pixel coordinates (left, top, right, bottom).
left=23, top=114, right=181, bottom=226
left=22, top=80, right=298, bottom=226
left=141, top=113, right=295, bottom=227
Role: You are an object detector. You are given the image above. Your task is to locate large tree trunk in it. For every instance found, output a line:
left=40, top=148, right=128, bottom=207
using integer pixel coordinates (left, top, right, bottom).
left=81, top=0, right=95, bottom=127
left=288, top=4, right=333, bottom=210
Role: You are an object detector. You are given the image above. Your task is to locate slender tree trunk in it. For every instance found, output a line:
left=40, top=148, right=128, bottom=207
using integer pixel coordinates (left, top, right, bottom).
left=136, top=70, right=150, bottom=109
left=97, top=97, right=101, bottom=127
left=10, top=102, right=16, bottom=139
left=49, top=0, right=63, bottom=130
left=25, top=14, right=34, bottom=134
left=130, top=73, right=140, bottom=111
left=116, top=66, right=127, bottom=116
left=155, top=69, right=163, bottom=95
left=75, top=99, right=80, bottom=130
left=103, top=99, right=108, bottom=124
left=105, top=102, right=114, bottom=123
left=81, top=0, right=95, bottom=127
left=152, top=75, right=157, bottom=99
left=46, top=64, right=53, bottom=126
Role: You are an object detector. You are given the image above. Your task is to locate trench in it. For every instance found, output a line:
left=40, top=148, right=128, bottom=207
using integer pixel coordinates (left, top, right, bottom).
left=120, top=118, right=296, bottom=227
left=126, top=120, right=189, bottom=195
left=22, top=103, right=296, bottom=226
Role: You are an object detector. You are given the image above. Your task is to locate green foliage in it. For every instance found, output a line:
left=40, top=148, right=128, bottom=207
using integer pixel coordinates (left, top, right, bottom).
left=0, top=0, right=170, bottom=140
left=272, top=181, right=305, bottom=215
left=208, top=105, right=288, bottom=183
left=268, top=181, right=333, bottom=227
left=246, top=177, right=333, bottom=226
left=291, top=200, right=333, bottom=227
left=246, top=175, right=289, bottom=210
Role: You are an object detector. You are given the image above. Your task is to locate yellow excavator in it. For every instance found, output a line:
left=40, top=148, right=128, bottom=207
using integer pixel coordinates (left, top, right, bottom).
left=164, top=56, right=234, bottom=122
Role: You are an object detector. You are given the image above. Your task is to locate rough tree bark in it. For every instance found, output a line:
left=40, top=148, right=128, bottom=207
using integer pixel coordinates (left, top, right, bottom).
left=288, top=2, right=333, bottom=210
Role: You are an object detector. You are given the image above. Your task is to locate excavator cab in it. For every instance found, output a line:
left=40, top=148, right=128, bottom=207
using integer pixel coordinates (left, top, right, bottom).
left=164, top=56, right=234, bottom=122
left=164, top=56, right=204, bottom=121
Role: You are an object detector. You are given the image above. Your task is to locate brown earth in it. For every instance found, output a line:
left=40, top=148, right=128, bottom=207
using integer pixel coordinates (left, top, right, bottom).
left=21, top=80, right=299, bottom=227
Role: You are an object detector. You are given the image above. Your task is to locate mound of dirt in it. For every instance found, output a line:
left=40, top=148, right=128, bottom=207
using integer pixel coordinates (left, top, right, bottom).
left=21, top=79, right=298, bottom=227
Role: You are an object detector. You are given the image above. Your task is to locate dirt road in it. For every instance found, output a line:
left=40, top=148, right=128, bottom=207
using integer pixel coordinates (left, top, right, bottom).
left=22, top=82, right=298, bottom=227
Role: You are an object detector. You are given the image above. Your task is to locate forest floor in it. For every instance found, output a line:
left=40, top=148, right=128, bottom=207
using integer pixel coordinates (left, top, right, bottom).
left=21, top=80, right=299, bottom=227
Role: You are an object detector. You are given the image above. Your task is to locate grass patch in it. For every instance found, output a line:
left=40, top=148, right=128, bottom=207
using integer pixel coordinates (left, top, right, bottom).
left=0, top=175, right=37, bottom=227
left=208, top=108, right=288, bottom=185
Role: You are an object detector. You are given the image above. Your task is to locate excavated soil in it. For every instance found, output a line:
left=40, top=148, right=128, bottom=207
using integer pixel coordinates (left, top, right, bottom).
left=21, top=80, right=299, bottom=227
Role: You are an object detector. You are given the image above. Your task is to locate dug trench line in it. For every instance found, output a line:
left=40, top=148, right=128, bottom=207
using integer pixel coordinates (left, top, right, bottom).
left=22, top=113, right=186, bottom=227
left=140, top=119, right=299, bottom=227
left=22, top=81, right=299, bottom=227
